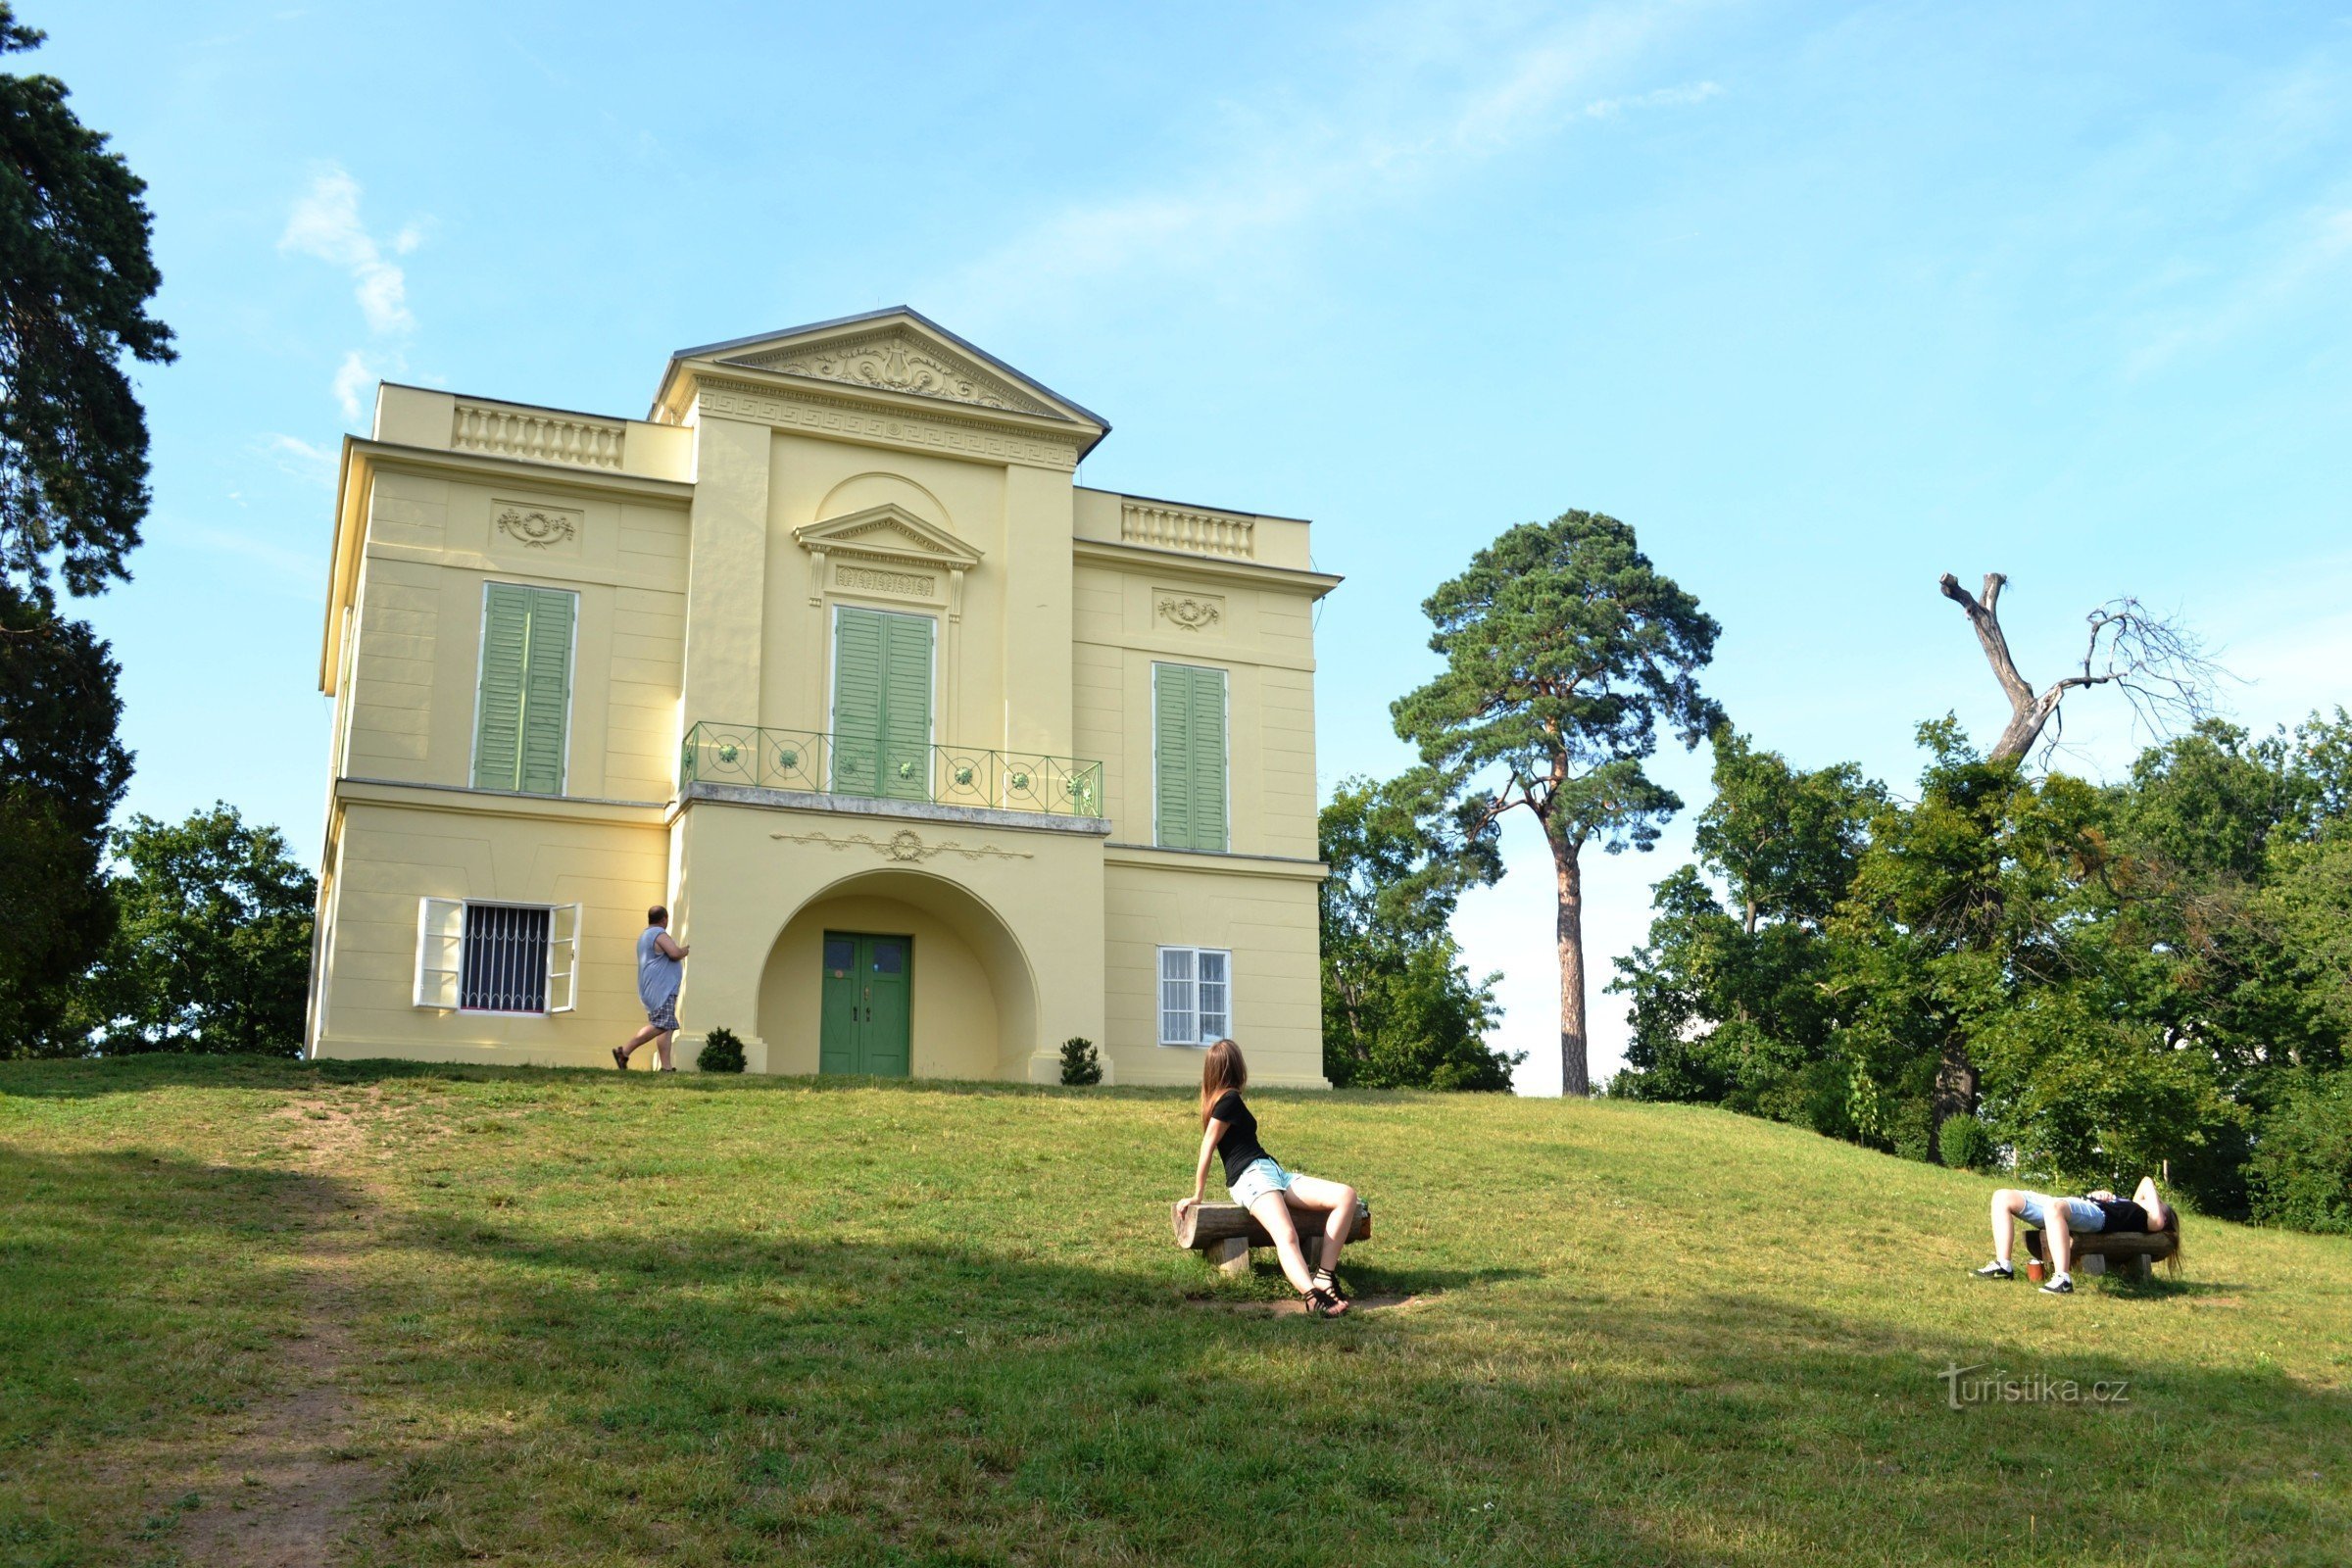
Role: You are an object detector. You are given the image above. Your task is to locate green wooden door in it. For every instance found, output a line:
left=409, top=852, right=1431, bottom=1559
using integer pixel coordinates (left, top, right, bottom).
left=816, top=931, right=912, bottom=1077
left=818, top=934, right=862, bottom=1073
left=830, top=607, right=934, bottom=800
left=859, top=936, right=911, bottom=1076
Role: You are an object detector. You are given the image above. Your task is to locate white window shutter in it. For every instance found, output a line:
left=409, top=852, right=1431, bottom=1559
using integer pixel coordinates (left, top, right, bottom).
left=547, top=904, right=582, bottom=1013
left=415, top=897, right=465, bottom=1008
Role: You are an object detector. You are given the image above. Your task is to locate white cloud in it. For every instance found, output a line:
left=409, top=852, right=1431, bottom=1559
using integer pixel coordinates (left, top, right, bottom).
left=281, top=166, right=416, bottom=334
left=281, top=166, right=424, bottom=420
left=330, top=350, right=377, bottom=422
left=933, top=3, right=1719, bottom=318
left=1581, top=79, right=1723, bottom=120
left=256, top=431, right=338, bottom=484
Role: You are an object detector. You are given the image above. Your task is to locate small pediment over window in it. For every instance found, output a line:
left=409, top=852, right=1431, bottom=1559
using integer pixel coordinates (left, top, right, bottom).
left=793, top=504, right=984, bottom=569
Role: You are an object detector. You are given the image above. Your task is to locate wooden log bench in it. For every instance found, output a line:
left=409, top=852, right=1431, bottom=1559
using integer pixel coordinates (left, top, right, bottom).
left=1172, top=1197, right=1372, bottom=1277
left=2023, top=1225, right=2176, bottom=1282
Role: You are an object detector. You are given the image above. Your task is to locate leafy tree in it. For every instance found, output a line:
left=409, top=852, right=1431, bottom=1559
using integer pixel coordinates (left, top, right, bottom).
left=0, top=578, right=129, bottom=1055
left=2246, top=1070, right=2352, bottom=1235
left=1828, top=719, right=2124, bottom=1160
left=1319, top=769, right=1517, bottom=1091
left=1611, top=732, right=1880, bottom=1120
left=76, top=805, right=315, bottom=1055
left=0, top=3, right=175, bottom=597
left=1395, top=512, right=1720, bottom=1095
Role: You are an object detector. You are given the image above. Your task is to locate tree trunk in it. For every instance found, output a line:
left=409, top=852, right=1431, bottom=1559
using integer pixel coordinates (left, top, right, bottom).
left=1553, top=835, right=1591, bottom=1097
left=1939, top=572, right=2062, bottom=761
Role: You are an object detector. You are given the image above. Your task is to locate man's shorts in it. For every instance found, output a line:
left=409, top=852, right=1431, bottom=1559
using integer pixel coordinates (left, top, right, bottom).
left=646, top=994, right=679, bottom=1032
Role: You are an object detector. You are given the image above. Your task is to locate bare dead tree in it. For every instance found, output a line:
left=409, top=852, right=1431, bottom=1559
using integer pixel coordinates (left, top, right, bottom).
left=1938, top=572, right=2223, bottom=763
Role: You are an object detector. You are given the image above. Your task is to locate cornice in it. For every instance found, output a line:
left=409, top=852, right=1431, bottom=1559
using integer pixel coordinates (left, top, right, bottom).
left=334, top=777, right=670, bottom=828
left=347, top=439, right=695, bottom=504
left=1102, top=843, right=1329, bottom=881
left=1072, top=538, right=1344, bottom=598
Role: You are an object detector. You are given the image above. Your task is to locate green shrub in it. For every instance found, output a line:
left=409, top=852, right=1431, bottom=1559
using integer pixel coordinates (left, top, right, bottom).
left=1058, top=1036, right=1101, bottom=1087
left=2248, top=1070, right=2352, bottom=1234
left=1936, top=1114, right=1996, bottom=1172
left=697, top=1026, right=747, bottom=1074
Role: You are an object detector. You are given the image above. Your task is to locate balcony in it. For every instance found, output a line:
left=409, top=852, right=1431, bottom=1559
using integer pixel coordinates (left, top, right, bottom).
left=680, top=722, right=1104, bottom=819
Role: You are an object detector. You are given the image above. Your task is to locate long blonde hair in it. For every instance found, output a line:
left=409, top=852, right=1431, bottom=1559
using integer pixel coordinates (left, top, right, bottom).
left=1199, top=1039, right=1246, bottom=1126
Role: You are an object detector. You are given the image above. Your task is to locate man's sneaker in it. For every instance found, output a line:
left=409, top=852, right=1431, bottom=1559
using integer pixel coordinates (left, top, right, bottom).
left=1974, top=1260, right=2014, bottom=1279
left=2040, top=1273, right=2074, bottom=1295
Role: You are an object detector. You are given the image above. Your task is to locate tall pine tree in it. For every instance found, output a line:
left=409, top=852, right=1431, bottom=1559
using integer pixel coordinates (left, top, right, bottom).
left=0, top=5, right=172, bottom=1054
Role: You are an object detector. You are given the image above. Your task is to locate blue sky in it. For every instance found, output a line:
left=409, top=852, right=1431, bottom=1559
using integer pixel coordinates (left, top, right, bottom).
left=40, top=2, right=2352, bottom=1090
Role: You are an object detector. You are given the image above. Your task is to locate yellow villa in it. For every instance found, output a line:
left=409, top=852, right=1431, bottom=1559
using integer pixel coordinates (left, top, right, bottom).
left=306, top=308, right=1339, bottom=1085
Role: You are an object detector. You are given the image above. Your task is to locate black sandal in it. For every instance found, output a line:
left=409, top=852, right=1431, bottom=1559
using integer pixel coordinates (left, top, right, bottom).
left=1302, top=1286, right=1348, bottom=1318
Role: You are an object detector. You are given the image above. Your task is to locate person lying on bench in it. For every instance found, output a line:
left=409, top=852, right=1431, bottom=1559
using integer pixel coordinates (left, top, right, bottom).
left=1174, top=1038, right=1360, bottom=1318
left=1975, top=1176, right=2178, bottom=1294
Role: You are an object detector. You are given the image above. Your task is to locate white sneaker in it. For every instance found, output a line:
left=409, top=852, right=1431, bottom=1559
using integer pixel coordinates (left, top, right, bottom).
left=2040, top=1272, right=2074, bottom=1295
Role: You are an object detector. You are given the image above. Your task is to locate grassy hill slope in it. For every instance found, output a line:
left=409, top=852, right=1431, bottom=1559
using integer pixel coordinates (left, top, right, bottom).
left=3, top=1057, right=2347, bottom=1566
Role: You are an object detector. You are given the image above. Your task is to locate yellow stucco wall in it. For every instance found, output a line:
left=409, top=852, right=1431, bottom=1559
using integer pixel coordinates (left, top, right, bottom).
left=311, top=315, right=1338, bottom=1086
left=758, top=893, right=1002, bottom=1079
left=311, top=787, right=669, bottom=1067
left=339, top=464, right=688, bottom=802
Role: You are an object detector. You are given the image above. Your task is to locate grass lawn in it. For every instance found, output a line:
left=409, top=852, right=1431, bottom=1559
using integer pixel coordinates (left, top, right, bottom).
left=3, top=1057, right=2348, bottom=1566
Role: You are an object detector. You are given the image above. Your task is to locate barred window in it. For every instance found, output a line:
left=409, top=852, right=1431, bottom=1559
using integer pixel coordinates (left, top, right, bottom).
left=1158, top=946, right=1232, bottom=1046
left=462, top=904, right=551, bottom=1012
left=416, top=898, right=580, bottom=1014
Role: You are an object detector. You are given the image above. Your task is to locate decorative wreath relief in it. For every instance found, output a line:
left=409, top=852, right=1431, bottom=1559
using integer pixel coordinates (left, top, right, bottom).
left=1157, top=595, right=1223, bottom=631
left=496, top=507, right=579, bottom=548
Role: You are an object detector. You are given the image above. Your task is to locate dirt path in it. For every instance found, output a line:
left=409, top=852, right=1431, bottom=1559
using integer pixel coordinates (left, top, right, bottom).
left=154, top=1100, right=388, bottom=1566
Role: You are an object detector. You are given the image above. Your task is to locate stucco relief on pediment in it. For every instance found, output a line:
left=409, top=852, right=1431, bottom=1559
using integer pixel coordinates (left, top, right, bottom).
left=726, top=327, right=1058, bottom=418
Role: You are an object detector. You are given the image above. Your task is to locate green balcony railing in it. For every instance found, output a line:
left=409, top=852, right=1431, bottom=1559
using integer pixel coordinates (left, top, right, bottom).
left=681, top=722, right=1105, bottom=818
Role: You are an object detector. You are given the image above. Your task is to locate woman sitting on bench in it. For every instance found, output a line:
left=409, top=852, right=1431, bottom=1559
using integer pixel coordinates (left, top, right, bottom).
left=1174, top=1038, right=1359, bottom=1318
left=1975, top=1176, right=2178, bottom=1294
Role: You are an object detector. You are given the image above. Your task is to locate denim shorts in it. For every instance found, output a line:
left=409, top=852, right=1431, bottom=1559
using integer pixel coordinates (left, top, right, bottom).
left=1228, top=1156, right=1294, bottom=1208
left=2019, top=1192, right=2105, bottom=1233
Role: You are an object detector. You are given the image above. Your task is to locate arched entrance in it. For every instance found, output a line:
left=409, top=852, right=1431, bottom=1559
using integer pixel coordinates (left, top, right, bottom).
left=755, top=867, right=1040, bottom=1080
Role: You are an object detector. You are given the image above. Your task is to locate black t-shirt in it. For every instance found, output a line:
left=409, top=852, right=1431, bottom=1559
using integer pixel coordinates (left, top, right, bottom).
left=1209, top=1091, right=1272, bottom=1187
left=2093, top=1199, right=2151, bottom=1233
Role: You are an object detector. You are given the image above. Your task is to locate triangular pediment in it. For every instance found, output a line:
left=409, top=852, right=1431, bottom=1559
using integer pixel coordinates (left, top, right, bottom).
left=794, top=504, right=984, bottom=568
left=680, top=309, right=1102, bottom=431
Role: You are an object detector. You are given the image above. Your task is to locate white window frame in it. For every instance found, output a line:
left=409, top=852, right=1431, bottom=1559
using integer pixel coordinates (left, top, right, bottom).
left=413, top=897, right=581, bottom=1015
left=1158, top=945, right=1232, bottom=1046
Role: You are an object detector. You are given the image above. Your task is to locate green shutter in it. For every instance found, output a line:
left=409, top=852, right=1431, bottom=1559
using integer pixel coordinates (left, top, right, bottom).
left=517, top=589, right=573, bottom=795
left=473, top=583, right=572, bottom=795
left=1189, top=665, right=1228, bottom=852
left=1155, top=664, right=1194, bottom=849
left=880, top=612, right=933, bottom=801
left=831, top=608, right=886, bottom=796
left=1156, top=663, right=1227, bottom=851
left=473, top=585, right=530, bottom=790
left=832, top=608, right=933, bottom=799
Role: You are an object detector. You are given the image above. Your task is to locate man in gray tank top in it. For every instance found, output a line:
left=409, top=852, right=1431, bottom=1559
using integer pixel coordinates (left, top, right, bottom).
left=615, top=905, right=690, bottom=1071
